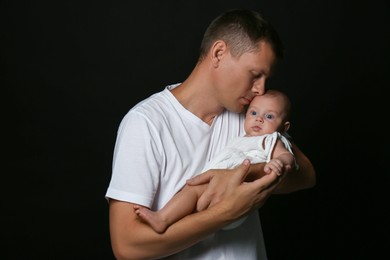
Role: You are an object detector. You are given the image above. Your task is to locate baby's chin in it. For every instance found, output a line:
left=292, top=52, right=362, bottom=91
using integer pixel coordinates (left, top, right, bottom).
left=245, top=132, right=263, bottom=137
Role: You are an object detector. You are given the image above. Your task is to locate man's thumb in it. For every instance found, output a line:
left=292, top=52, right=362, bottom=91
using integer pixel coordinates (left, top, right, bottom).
left=186, top=171, right=210, bottom=185
left=235, top=159, right=251, bottom=182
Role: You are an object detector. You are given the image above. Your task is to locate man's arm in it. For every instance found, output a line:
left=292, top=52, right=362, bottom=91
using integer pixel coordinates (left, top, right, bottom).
left=109, top=160, right=283, bottom=259
left=109, top=200, right=222, bottom=259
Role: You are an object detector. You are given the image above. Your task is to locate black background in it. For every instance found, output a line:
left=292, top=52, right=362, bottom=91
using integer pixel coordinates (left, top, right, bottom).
left=3, top=0, right=389, bottom=259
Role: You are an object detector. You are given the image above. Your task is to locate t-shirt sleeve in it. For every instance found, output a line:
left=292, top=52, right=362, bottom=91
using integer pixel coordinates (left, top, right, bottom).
left=278, top=133, right=299, bottom=170
left=105, top=110, right=163, bottom=207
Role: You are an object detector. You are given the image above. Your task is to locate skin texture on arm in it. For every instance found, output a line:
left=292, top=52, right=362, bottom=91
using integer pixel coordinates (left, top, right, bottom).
left=109, top=160, right=284, bottom=260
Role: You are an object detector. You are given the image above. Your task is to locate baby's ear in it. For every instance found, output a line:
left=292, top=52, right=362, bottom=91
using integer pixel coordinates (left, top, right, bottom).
left=282, top=121, right=290, bottom=133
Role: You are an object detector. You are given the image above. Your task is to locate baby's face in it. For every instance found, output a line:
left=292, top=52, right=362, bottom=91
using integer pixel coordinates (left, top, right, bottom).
left=244, top=94, right=286, bottom=136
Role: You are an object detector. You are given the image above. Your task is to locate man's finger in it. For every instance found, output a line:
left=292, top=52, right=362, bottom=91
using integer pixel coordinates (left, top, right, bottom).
left=230, top=159, right=251, bottom=183
left=196, top=194, right=212, bottom=211
left=186, top=171, right=212, bottom=185
left=251, top=171, right=281, bottom=193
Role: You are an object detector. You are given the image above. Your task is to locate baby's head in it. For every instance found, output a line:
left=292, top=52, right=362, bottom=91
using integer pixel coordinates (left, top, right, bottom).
left=244, top=89, right=291, bottom=136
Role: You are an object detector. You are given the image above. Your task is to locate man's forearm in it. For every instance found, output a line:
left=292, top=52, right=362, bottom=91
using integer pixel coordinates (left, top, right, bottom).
left=110, top=200, right=230, bottom=260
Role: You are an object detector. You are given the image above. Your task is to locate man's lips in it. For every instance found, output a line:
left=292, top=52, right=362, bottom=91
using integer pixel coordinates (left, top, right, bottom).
left=242, top=97, right=252, bottom=105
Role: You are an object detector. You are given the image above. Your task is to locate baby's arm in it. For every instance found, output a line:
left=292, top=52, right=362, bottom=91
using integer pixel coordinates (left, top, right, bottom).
left=264, top=139, right=294, bottom=175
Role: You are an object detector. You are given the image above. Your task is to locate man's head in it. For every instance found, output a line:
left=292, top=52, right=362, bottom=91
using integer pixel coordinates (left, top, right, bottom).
left=183, top=9, right=285, bottom=116
left=198, top=9, right=284, bottom=62
left=197, top=9, right=285, bottom=114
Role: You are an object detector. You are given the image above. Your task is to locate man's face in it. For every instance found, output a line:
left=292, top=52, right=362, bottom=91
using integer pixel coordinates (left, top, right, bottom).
left=215, top=41, right=277, bottom=113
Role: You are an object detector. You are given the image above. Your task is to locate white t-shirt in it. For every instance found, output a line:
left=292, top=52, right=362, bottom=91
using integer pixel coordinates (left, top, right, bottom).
left=105, top=84, right=267, bottom=259
left=203, top=132, right=293, bottom=171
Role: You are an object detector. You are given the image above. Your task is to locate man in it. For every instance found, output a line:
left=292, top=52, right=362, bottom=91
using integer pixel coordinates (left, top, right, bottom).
left=106, top=9, right=315, bottom=259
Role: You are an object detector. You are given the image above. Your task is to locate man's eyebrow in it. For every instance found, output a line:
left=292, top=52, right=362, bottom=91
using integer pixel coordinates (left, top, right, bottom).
left=260, top=68, right=272, bottom=77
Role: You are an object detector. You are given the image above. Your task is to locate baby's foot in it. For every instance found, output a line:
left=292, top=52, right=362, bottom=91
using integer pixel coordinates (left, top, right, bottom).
left=133, top=205, right=169, bottom=233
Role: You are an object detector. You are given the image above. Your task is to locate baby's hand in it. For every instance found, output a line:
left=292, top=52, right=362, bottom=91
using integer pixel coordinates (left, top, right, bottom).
left=264, top=159, right=283, bottom=176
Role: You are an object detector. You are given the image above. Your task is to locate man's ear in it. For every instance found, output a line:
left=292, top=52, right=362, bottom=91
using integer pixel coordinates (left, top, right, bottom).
left=210, top=40, right=227, bottom=67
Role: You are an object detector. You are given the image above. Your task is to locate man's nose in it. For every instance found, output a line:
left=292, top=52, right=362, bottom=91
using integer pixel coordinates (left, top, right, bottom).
left=251, top=78, right=265, bottom=95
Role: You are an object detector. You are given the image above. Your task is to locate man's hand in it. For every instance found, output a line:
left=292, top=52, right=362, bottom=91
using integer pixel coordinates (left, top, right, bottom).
left=186, top=160, right=286, bottom=213
left=186, top=160, right=249, bottom=211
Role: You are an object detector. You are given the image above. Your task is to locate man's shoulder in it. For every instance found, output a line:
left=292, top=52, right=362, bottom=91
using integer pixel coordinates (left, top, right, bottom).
left=129, top=88, right=171, bottom=113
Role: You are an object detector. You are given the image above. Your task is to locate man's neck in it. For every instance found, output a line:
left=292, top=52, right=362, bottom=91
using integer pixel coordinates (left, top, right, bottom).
left=170, top=71, right=224, bottom=125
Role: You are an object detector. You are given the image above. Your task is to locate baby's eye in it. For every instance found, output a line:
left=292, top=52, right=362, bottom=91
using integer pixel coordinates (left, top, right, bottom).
left=251, top=111, right=257, bottom=116
left=265, top=114, right=274, bottom=119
